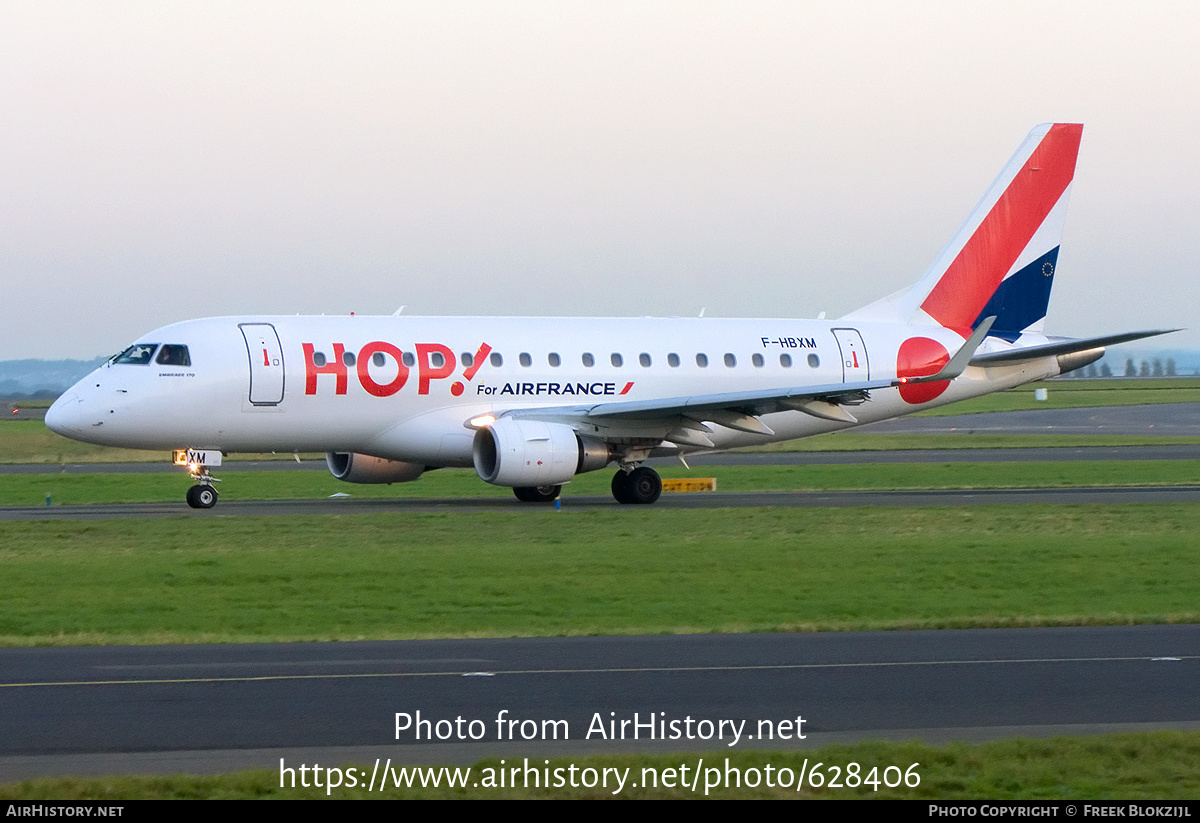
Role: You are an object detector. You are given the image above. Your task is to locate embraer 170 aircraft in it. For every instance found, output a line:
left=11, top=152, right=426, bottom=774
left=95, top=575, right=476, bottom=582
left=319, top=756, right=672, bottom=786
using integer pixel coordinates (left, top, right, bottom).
left=46, top=124, right=1171, bottom=508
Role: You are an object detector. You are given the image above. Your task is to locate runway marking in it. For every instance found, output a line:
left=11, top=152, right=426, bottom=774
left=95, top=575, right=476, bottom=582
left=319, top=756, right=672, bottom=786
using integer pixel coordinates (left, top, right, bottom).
left=2, top=654, right=1194, bottom=689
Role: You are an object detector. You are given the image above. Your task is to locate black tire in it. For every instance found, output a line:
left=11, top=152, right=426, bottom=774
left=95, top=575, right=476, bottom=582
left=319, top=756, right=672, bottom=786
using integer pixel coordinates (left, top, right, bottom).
left=187, top=484, right=218, bottom=509
left=513, top=485, right=561, bottom=503
left=611, top=470, right=633, bottom=504
left=625, top=467, right=662, bottom=504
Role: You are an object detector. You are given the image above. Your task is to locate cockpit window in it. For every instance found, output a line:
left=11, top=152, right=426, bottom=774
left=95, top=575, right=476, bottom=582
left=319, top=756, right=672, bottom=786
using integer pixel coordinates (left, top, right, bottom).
left=156, top=344, right=191, bottom=367
left=113, top=344, right=159, bottom=365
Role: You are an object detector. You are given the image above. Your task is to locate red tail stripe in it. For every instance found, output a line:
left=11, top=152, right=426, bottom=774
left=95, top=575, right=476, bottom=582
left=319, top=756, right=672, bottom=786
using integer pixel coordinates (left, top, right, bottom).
left=920, top=124, right=1082, bottom=333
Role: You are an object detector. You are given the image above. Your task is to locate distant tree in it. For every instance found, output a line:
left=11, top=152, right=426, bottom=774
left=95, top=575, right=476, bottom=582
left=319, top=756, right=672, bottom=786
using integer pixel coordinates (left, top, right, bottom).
left=1086, top=363, right=1099, bottom=378
left=1166, top=358, right=1177, bottom=376
left=1140, top=360, right=1151, bottom=377
left=1125, top=358, right=1137, bottom=377
left=1153, top=359, right=1164, bottom=377
left=1100, top=363, right=1113, bottom=378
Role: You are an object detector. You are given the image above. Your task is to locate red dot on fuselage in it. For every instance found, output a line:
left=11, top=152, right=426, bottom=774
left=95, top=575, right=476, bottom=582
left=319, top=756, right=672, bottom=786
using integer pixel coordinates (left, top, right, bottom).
left=450, top=382, right=464, bottom=396
left=897, top=337, right=951, bottom=404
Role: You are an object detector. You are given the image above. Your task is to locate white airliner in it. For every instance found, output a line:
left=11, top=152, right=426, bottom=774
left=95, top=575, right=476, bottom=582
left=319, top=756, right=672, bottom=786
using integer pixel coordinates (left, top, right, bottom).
left=46, top=123, right=1172, bottom=508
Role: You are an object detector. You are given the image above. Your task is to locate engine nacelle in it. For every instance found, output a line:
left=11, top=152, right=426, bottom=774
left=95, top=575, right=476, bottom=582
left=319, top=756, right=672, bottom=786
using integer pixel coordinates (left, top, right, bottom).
left=1057, top=347, right=1105, bottom=375
left=325, top=452, right=425, bottom=484
left=472, top=419, right=610, bottom=487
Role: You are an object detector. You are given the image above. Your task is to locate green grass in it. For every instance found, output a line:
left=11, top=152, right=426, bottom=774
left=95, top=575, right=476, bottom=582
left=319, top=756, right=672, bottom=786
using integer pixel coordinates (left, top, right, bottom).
left=5, top=460, right=1200, bottom=507
left=3, top=732, right=1198, bottom=798
left=1, top=505, right=1197, bottom=645
left=0, top=420, right=323, bottom=464
left=914, top=378, right=1200, bottom=417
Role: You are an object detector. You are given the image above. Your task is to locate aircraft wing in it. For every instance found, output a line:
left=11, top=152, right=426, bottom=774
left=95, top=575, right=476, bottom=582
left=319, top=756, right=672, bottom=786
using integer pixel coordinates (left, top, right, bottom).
left=504, top=318, right=997, bottom=436
left=509, top=376, right=900, bottom=431
left=969, top=329, right=1178, bottom=365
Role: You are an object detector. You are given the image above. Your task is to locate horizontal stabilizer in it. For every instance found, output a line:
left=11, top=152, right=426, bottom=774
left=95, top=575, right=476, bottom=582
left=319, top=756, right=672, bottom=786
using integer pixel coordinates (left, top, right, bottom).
left=970, top=329, right=1179, bottom=365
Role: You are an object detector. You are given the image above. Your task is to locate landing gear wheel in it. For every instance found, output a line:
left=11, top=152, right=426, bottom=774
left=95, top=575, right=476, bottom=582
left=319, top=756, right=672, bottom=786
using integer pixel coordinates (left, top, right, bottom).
left=612, top=467, right=661, bottom=504
left=626, top=467, right=662, bottom=504
left=186, top=484, right=218, bottom=509
left=611, top=470, right=633, bottom=504
left=513, top=485, right=562, bottom=503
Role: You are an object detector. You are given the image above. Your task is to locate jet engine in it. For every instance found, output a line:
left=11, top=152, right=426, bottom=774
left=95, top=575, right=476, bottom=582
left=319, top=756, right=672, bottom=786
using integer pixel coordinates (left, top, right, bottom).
left=325, top=452, right=425, bottom=484
left=472, top=418, right=610, bottom=487
left=1057, top=347, right=1105, bottom=375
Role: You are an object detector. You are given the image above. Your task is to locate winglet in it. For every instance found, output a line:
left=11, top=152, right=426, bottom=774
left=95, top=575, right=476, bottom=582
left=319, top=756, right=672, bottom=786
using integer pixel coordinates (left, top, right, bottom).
left=900, top=316, right=995, bottom=386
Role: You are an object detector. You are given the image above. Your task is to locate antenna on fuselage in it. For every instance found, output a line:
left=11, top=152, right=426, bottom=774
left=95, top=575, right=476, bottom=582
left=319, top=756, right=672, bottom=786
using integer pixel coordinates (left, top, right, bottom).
left=698, top=308, right=706, bottom=317
left=393, top=306, right=405, bottom=316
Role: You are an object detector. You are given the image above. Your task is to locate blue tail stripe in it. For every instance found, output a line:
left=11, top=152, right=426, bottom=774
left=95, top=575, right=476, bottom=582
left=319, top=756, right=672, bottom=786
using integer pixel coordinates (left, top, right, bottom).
left=973, top=247, right=1059, bottom=342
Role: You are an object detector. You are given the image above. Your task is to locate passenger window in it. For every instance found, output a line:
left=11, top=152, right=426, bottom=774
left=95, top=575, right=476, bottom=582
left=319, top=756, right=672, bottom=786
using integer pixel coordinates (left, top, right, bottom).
left=461, top=352, right=474, bottom=367
left=373, top=352, right=387, bottom=367
left=724, top=353, right=737, bottom=367
left=696, top=353, right=708, bottom=367
left=548, top=353, right=561, bottom=367
left=342, top=350, right=356, bottom=367
left=402, top=352, right=416, bottom=367
left=639, top=353, right=651, bottom=367
left=752, top=353, right=764, bottom=367
left=582, top=353, right=595, bottom=367
left=490, top=352, right=504, bottom=367
left=114, top=344, right=158, bottom=365
left=808, top=354, right=820, bottom=368
left=667, top=353, right=680, bottom=367
left=430, top=351, right=445, bottom=368
left=519, top=353, right=532, bottom=367
left=611, top=353, right=623, bottom=367
left=780, top=353, right=793, bottom=367
left=312, top=351, right=327, bottom=367
left=156, top=345, right=191, bottom=367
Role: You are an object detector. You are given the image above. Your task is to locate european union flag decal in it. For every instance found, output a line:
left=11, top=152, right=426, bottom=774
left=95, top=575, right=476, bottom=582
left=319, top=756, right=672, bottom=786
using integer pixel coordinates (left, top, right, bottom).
left=973, top=247, right=1059, bottom=342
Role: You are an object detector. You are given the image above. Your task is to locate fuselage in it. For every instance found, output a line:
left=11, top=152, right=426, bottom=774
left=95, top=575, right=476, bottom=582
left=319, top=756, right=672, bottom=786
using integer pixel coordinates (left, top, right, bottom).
left=46, top=314, right=1061, bottom=466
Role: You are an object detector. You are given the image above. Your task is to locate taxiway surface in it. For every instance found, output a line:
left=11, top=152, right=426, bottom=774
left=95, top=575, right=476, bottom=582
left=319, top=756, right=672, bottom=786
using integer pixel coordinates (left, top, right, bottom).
left=1, top=626, right=1197, bottom=780
left=858, top=402, right=1200, bottom=435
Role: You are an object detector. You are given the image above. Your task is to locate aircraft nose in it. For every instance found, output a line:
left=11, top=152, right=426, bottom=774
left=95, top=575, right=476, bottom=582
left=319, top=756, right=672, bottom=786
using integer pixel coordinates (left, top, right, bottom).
left=45, top=391, right=84, bottom=437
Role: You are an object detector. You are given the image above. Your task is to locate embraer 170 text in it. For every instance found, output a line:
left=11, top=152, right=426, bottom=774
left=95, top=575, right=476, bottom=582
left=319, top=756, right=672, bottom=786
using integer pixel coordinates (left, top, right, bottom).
left=47, top=124, right=1173, bottom=508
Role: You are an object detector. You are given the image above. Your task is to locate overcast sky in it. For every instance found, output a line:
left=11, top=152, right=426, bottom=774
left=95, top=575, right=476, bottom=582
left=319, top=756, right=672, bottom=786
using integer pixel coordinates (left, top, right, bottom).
left=1, top=1, right=1196, bottom=359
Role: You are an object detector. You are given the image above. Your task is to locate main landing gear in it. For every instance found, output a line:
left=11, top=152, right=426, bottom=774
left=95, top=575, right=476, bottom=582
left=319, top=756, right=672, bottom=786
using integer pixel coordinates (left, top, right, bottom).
left=611, top=466, right=662, bottom=505
left=513, top=485, right=562, bottom=503
left=510, top=467, right=663, bottom=505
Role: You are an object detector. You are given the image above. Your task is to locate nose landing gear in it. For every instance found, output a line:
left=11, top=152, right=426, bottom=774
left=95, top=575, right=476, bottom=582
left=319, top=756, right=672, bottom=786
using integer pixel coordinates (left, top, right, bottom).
left=174, top=449, right=222, bottom=509
left=186, top=481, right=218, bottom=509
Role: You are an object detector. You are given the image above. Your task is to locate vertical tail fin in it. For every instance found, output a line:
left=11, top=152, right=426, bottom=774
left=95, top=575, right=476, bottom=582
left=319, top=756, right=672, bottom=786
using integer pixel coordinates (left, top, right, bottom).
left=844, top=124, right=1083, bottom=340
